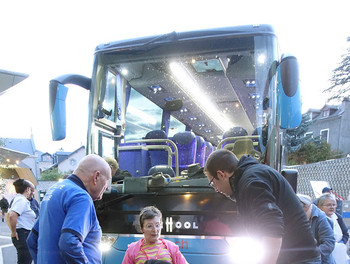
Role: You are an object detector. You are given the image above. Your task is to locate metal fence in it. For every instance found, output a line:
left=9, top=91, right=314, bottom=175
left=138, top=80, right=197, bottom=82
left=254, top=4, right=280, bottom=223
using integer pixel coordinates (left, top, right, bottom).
left=288, top=157, right=350, bottom=200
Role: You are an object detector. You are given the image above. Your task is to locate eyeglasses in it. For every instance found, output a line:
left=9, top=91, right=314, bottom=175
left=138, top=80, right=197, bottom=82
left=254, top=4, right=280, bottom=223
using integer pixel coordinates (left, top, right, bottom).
left=208, top=177, right=215, bottom=188
left=144, top=223, right=162, bottom=230
left=322, top=203, right=336, bottom=208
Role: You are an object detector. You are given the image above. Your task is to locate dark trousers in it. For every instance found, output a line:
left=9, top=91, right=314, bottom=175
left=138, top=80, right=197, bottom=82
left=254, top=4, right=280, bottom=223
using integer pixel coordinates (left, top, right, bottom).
left=12, top=228, right=32, bottom=264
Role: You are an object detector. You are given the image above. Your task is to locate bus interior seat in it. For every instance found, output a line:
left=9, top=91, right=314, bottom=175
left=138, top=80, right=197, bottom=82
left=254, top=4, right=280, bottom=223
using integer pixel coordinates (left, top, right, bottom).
left=221, top=127, right=248, bottom=149
left=172, top=131, right=197, bottom=172
left=231, top=139, right=261, bottom=160
left=145, top=130, right=168, bottom=167
left=118, top=142, right=150, bottom=177
left=251, top=127, right=261, bottom=151
left=252, top=126, right=268, bottom=152
left=195, top=136, right=206, bottom=167
left=204, top=141, right=213, bottom=163
left=148, top=165, right=175, bottom=177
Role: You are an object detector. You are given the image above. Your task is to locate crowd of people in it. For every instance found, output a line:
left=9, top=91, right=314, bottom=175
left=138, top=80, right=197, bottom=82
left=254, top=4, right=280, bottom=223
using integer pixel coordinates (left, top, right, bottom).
left=1, top=150, right=349, bottom=264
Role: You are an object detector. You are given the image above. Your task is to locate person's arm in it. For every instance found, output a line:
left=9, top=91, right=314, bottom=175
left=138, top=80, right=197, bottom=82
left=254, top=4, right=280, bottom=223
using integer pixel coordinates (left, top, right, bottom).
left=58, top=231, right=88, bottom=263
left=336, top=213, right=349, bottom=244
left=317, top=217, right=335, bottom=257
left=260, top=236, right=282, bottom=264
left=121, top=248, right=132, bottom=264
left=7, top=211, right=19, bottom=240
left=27, top=220, right=39, bottom=264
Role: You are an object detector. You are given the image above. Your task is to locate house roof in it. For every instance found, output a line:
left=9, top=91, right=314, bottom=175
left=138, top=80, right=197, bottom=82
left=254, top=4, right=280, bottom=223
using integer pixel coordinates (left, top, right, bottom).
left=0, top=69, right=29, bottom=95
left=67, top=146, right=85, bottom=159
left=1, top=138, right=35, bottom=155
left=45, top=146, right=85, bottom=171
left=0, top=146, right=29, bottom=165
left=306, top=102, right=343, bottom=121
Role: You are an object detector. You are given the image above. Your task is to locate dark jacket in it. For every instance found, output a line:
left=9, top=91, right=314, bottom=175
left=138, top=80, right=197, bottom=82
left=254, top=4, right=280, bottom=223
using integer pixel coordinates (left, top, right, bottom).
left=335, top=212, right=349, bottom=244
left=231, top=155, right=320, bottom=264
left=112, top=168, right=132, bottom=183
left=0, top=197, right=9, bottom=210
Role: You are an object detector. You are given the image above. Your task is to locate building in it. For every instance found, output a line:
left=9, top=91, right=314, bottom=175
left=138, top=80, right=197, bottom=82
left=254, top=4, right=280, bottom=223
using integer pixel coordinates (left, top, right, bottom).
left=1, top=136, right=40, bottom=178
left=305, top=98, right=350, bottom=157
left=53, top=146, right=85, bottom=175
left=37, top=152, right=54, bottom=173
left=0, top=69, right=28, bottom=95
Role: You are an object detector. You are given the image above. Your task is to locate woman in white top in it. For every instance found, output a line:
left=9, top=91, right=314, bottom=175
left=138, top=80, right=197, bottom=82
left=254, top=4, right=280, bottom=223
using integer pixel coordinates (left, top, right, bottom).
left=318, top=193, right=349, bottom=264
left=7, top=179, right=36, bottom=264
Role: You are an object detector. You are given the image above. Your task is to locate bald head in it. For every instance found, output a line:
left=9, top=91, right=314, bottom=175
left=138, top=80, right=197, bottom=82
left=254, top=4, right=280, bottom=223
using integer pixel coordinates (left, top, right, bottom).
left=204, top=149, right=239, bottom=179
left=74, top=154, right=112, bottom=200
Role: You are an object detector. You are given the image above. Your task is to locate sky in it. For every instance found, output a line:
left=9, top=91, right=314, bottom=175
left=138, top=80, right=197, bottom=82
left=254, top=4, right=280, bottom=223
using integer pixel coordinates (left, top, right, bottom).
left=0, top=0, right=349, bottom=154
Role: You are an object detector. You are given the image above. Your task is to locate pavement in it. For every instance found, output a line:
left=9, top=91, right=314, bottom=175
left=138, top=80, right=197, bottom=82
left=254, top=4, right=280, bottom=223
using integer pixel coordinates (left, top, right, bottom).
left=0, top=218, right=17, bottom=264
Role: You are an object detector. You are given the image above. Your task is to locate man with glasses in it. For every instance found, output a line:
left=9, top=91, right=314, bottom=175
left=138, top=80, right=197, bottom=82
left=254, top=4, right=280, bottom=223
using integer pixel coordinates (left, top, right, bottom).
left=204, top=149, right=320, bottom=264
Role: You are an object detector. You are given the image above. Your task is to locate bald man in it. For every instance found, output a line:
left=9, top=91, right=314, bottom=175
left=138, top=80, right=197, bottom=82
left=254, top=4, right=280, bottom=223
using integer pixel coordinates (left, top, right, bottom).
left=27, top=154, right=111, bottom=264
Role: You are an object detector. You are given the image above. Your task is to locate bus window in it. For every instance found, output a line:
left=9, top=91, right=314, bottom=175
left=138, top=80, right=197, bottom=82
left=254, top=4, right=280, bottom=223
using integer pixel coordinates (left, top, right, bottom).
left=101, top=71, right=118, bottom=123
left=168, top=115, right=186, bottom=137
left=124, top=88, right=162, bottom=141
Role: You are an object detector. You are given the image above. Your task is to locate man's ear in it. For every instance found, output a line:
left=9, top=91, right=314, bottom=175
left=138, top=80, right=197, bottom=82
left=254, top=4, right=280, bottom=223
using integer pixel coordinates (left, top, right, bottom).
left=217, top=170, right=230, bottom=180
left=216, top=170, right=225, bottom=180
left=93, top=172, right=100, bottom=185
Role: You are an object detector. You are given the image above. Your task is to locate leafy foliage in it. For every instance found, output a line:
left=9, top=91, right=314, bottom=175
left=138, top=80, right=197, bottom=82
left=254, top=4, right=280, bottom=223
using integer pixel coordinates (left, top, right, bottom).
left=288, top=140, right=342, bottom=165
left=285, top=113, right=314, bottom=152
left=285, top=113, right=342, bottom=165
left=323, top=37, right=350, bottom=102
left=39, top=168, right=65, bottom=181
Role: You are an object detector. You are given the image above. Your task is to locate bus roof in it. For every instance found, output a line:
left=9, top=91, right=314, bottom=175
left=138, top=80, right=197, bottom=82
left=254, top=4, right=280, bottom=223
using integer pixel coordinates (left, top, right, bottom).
left=95, top=24, right=275, bottom=54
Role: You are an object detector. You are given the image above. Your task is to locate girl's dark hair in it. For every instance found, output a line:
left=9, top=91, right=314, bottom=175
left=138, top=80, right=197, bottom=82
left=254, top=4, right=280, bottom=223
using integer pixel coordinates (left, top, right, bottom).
left=13, top=179, right=31, bottom=194
left=139, top=206, right=162, bottom=228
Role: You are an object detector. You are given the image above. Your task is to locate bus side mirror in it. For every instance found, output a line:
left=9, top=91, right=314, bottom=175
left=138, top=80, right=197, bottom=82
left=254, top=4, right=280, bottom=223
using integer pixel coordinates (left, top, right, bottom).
left=49, top=81, right=68, bottom=141
left=277, top=55, right=302, bottom=129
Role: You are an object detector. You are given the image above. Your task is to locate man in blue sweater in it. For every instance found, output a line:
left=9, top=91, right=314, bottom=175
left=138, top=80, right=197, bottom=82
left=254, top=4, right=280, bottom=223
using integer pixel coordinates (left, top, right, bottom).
left=27, top=154, right=111, bottom=263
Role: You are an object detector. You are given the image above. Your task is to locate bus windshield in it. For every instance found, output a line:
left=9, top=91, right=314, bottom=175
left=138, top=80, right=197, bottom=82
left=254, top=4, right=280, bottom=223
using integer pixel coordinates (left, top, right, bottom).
left=93, top=32, right=278, bottom=168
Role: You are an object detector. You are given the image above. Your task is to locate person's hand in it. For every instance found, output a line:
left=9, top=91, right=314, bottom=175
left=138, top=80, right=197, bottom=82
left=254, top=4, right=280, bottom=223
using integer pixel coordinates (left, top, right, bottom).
left=11, top=232, right=19, bottom=240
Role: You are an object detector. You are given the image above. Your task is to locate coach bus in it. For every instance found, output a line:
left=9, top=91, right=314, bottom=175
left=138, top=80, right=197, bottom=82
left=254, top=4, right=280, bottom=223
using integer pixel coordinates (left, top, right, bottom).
left=49, top=24, right=301, bottom=263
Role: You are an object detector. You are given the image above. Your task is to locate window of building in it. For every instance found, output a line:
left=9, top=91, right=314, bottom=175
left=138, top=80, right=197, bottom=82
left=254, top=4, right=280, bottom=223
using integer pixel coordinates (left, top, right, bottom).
left=304, top=132, right=313, bottom=138
left=70, top=158, right=77, bottom=166
left=321, top=110, right=329, bottom=118
left=320, top=129, right=329, bottom=142
left=41, top=154, right=52, bottom=162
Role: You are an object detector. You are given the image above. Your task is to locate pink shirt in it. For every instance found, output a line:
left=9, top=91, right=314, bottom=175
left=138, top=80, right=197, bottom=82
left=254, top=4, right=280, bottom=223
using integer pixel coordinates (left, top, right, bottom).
left=135, top=240, right=172, bottom=263
left=122, top=238, right=188, bottom=264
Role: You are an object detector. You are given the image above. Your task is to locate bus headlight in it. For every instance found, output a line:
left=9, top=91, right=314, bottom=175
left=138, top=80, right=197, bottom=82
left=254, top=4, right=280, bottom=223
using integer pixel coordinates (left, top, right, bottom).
left=225, top=236, right=265, bottom=264
left=99, top=234, right=118, bottom=252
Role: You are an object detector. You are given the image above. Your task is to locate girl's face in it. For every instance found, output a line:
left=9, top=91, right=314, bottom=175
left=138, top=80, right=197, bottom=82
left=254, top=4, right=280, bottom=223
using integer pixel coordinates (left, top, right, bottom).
left=319, top=198, right=337, bottom=217
left=141, top=216, right=162, bottom=244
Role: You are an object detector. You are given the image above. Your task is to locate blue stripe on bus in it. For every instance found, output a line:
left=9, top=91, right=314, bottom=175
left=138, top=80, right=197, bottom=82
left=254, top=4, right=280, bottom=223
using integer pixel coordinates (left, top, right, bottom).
left=342, top=212, right=350, bottom=218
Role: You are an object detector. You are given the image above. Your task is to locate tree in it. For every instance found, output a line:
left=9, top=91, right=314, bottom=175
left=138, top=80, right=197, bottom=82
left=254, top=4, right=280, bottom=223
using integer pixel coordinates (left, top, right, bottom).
left=285, top=113, right=314, bottom=153
left=288, top=140, right=342, bottom=165
left=40, top=168, right=65, bottom=181
left=323, top=37, right=350, bottom=102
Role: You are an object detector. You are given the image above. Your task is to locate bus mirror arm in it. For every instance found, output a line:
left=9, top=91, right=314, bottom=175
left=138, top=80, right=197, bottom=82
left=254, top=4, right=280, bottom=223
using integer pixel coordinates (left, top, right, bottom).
left=49, top=74, right=92, bottom=141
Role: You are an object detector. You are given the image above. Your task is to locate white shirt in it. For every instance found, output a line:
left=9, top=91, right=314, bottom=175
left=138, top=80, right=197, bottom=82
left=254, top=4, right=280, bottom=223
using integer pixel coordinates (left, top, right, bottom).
left=9, top=194, right=36, bottom=230
left=330, top=213, right=343, bottom=242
